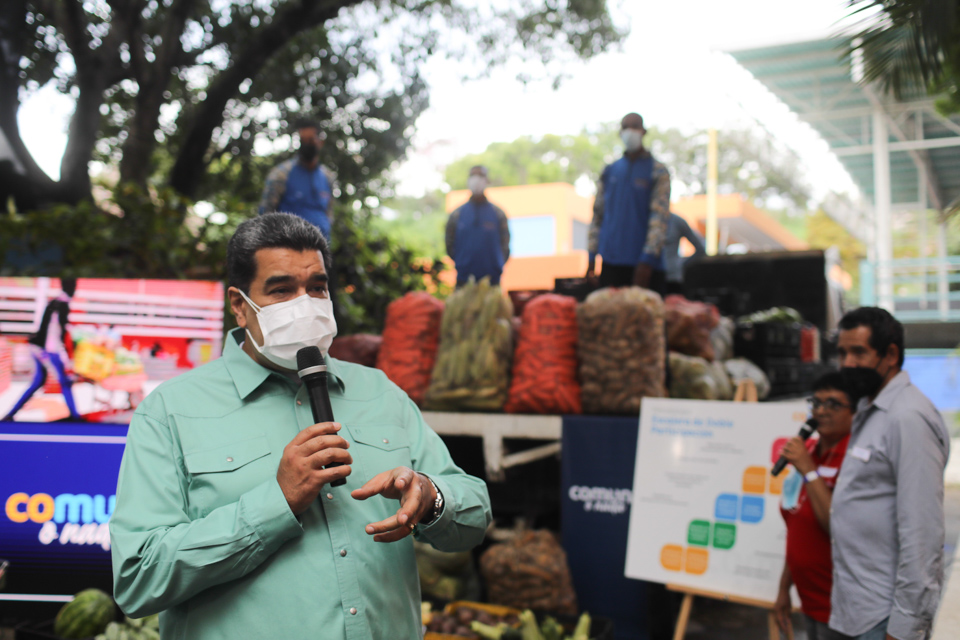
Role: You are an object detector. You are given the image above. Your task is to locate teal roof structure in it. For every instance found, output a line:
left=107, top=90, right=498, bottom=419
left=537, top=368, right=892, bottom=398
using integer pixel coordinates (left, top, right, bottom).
left=729, top=38, right=960, bottom=212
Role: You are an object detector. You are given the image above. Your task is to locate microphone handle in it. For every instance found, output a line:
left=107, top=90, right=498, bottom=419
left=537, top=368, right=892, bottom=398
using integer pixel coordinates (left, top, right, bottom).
left=770, top=454, right=791, bottom=477
left=771, top=422, right=816, bottom=477
left=304, top=372, right=345, bottom=487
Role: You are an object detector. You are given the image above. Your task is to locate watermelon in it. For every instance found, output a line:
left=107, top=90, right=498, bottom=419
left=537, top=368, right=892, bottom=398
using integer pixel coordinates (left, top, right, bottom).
left=54, top=588, right=116, bottom=639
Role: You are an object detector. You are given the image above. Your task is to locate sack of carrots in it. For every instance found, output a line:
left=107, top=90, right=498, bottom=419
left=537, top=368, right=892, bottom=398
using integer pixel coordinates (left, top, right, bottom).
left=424, top=278, right=514, bottom=411
left=577, top=287, right=666, bottom=415
left=504, top=294, right=581, bottom=414
left=376, top=292, right=445, bottom=406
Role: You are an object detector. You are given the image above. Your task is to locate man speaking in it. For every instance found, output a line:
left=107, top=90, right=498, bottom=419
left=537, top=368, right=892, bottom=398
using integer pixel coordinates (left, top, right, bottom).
left=110, top=213, right=492, bottom=639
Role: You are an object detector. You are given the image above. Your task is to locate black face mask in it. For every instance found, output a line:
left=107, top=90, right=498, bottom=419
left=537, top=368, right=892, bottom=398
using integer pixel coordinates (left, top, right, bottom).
left=841, top=366, right=884, bottom=400
left=298, top=144, right=319, bottom=163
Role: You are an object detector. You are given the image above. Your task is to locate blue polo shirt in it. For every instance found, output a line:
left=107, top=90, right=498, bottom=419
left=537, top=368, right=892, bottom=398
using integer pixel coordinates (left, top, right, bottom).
left=597, top=155, right=663, bottom=268
left=277, top=163, right=332, bottom=239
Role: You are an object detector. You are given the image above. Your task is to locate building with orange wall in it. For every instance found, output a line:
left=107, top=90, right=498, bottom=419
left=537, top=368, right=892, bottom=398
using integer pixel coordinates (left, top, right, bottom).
left=671, top=194, right=808, bottom=253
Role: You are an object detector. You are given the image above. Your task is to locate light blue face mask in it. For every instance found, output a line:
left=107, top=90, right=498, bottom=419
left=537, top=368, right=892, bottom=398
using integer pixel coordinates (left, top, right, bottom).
left=780, top=468, right=803, bottom=511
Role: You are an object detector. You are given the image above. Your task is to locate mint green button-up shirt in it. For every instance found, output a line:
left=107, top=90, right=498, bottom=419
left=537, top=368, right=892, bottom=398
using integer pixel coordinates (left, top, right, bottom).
left=110, top=329, right=492, bottom=640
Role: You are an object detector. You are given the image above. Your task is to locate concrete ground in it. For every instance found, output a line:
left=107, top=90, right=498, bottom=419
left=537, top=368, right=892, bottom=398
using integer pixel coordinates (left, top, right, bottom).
left=679, top=484, right=960, bottom=640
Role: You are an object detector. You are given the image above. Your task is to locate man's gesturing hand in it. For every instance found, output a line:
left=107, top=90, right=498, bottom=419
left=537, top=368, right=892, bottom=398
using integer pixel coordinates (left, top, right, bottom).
left=351, top=467, right=437, bottom=543
left=277, top=422, right=352, bottom=515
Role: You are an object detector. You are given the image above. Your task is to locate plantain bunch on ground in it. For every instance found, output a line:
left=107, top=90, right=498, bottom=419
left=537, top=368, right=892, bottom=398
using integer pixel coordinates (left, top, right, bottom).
left=577, top=286, right=666, bottom=414
left=424, top=278, right=514, bottom=411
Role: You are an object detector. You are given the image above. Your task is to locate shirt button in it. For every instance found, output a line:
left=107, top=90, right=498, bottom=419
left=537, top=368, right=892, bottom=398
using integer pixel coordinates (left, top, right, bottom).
left=382, top=438, right=389, bottom=444
left=326, top=493, right=334, bottom=500
left=340, top=549, right=347, bottom=557
left=349, top=607, right=357, bottom=615
left=226, top=457, right=234, bottom=462
left=297, top=400, right=302, bottom=406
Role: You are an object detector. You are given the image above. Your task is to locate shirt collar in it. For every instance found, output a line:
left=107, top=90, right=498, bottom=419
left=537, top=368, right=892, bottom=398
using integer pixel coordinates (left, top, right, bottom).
left=224, top=328, right=346, bottom=399
left=869, top=369, right=910, bottom=412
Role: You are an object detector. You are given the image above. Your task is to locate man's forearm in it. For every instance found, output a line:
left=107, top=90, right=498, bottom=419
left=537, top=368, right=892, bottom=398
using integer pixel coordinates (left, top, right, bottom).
left=642, top=166, right=671, bottom=257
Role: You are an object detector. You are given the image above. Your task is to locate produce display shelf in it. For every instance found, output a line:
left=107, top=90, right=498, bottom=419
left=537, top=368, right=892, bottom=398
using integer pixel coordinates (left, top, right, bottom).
left=423, top=412, right=562, bottom=481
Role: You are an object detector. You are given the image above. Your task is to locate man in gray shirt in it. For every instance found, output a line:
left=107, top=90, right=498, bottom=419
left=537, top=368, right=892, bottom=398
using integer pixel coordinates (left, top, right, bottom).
left=830, top=307, right=950, bottom=640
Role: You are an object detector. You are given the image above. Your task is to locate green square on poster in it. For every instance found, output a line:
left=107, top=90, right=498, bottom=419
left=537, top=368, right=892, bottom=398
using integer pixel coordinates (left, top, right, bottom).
left=713, top=522, right=736, bottom=549
left=687, top=519, right=711, bottom=546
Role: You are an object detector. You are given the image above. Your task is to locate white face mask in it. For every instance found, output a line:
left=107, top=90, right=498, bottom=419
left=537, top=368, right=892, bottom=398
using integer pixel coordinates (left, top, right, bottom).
left=467, top=175, right=487, bottom=196
left=621, top=128, right=644, bottom=153
left=238, top=290, right=338, bottom=370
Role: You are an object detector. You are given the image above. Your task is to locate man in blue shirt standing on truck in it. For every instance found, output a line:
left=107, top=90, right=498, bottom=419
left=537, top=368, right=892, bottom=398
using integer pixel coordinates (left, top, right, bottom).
left=260, top=119, right=335, bottom=240
left=587, top=112, right=671, bottom=290
left=445, top=165, right=511, bottom=287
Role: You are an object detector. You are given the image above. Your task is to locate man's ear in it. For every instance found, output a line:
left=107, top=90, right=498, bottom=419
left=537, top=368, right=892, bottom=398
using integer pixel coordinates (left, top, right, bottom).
left=884, top=343, right=900, bottom=368
left=227, top=287, right=248, bottom=328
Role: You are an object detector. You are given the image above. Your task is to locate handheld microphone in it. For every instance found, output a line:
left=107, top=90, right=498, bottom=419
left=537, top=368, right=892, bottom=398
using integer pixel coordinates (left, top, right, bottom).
left=297, top=346, right=345, bottom=487
left=771, top=418, right=818, bottom=477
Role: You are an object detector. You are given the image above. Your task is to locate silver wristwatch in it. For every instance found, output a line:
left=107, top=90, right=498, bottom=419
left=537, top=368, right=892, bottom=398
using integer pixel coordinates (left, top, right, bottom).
left=419, top=476, right=444, bottom=526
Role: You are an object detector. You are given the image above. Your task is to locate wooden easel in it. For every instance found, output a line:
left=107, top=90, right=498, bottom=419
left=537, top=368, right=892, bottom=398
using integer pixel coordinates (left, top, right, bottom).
left=668, top=378, right=794, bottom=640
left=667, top=584, right=791, bottom=640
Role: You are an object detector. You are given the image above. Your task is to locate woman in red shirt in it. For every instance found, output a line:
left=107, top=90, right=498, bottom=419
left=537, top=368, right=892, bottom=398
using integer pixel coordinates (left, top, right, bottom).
left=774, top=372, right=856, bottom=640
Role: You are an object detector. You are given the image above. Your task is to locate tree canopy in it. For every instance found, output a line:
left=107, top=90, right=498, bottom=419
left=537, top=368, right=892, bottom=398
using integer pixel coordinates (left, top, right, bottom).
left=1, top=0, right=627, bottom=211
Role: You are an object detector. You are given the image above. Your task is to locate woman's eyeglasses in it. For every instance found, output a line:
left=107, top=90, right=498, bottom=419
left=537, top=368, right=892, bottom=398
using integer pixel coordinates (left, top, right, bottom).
left=806, top=397, right=851, bottom=412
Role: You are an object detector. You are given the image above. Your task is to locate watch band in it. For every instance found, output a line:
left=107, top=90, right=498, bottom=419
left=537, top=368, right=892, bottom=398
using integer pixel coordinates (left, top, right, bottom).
left=803, top=469, right=820, bottom=484
left=419, top=476, right=444, bottom=526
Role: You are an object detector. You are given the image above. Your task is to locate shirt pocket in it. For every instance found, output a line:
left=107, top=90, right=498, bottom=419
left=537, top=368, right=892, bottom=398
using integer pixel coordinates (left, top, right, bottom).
left=183, top=435, right=274, bottom=517
left=350, top=425, right=413, bottom=483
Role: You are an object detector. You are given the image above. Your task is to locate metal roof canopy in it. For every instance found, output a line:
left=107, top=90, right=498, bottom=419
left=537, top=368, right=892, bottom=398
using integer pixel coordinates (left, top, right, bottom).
left=729, top=38, right=960, bottom=215
left=729, top=38, right=960, bottom=311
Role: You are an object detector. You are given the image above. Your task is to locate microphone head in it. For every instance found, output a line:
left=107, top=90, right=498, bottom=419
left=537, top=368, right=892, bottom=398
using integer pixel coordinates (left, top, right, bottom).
left=296, top=346, right=324, bottom=372
left=799, top=418, right=819, bottom=439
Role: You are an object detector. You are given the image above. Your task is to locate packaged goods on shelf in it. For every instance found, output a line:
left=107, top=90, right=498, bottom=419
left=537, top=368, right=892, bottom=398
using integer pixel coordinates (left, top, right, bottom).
left=377, top=292, right=445, bottom=406
left=425, top=279, right=514, bottom=412
left=577, top=287, right=665, bottom=415
left=504, top=294, right=581, bottom=415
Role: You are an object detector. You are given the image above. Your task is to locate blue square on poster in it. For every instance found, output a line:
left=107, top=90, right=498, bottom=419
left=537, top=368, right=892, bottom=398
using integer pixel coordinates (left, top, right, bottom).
left=715, top=493, right=738, bottom=520
left=740, top=495, right=765, bottom=523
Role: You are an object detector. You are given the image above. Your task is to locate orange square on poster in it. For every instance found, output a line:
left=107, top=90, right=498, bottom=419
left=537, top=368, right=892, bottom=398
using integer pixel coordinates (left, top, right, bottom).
left=768, top=471, right=785, bottom=495
left=660, top=544, right=683, bottom=571
left=742, top=466, right=767, bottom=494
left=684, top=548, right=709, bottom=575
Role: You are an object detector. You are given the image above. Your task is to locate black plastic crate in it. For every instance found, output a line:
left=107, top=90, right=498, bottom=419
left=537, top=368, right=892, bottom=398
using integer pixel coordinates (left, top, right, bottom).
left=764, top=357, right=804, bottom=398
left=734, top=322, right=802, bottom=368
left=553, top=278, right=597, bottom=302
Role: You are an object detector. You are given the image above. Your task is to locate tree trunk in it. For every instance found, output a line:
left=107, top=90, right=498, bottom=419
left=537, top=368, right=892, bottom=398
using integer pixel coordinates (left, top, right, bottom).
left=118, top=0, right=196, bottom=189
left=0, top=0, right=59, bottom=209
left=168, top=0, right=354, bottom=198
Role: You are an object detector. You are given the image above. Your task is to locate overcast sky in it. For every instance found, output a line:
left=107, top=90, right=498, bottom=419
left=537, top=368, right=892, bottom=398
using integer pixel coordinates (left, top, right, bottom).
left=18, top=0, right=865, bottom=202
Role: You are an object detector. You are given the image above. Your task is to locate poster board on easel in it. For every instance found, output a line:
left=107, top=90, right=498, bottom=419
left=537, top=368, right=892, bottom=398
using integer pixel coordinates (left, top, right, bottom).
left=624, top=387, right=806, bottom=639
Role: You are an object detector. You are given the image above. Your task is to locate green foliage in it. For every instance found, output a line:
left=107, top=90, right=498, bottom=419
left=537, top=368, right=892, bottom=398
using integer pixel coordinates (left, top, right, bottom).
left=373, top=191, right=449, bottom=257
left=444, top=125, right=621, bottom=189
left=845, top=0, right=960, bottom=112
left=806, top=209, right=866, bottom=297
left=647, top=127, right=813, bottom=213
left=0, top=184, right=243, bottom=279
left=330, top=204, right=449, bottom=335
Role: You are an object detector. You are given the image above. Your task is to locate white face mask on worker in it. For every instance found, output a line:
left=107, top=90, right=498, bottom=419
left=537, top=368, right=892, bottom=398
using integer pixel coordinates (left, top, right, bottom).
left=238, top=290, right=338, bottom=370
left=620, top=129, right=643, bottom=152
left=467, top=175, right=487, bottom=195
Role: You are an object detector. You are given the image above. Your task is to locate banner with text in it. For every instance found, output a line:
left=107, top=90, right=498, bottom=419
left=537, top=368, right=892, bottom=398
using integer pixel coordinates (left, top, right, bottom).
left=625, top=398, right=807, bottom=603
